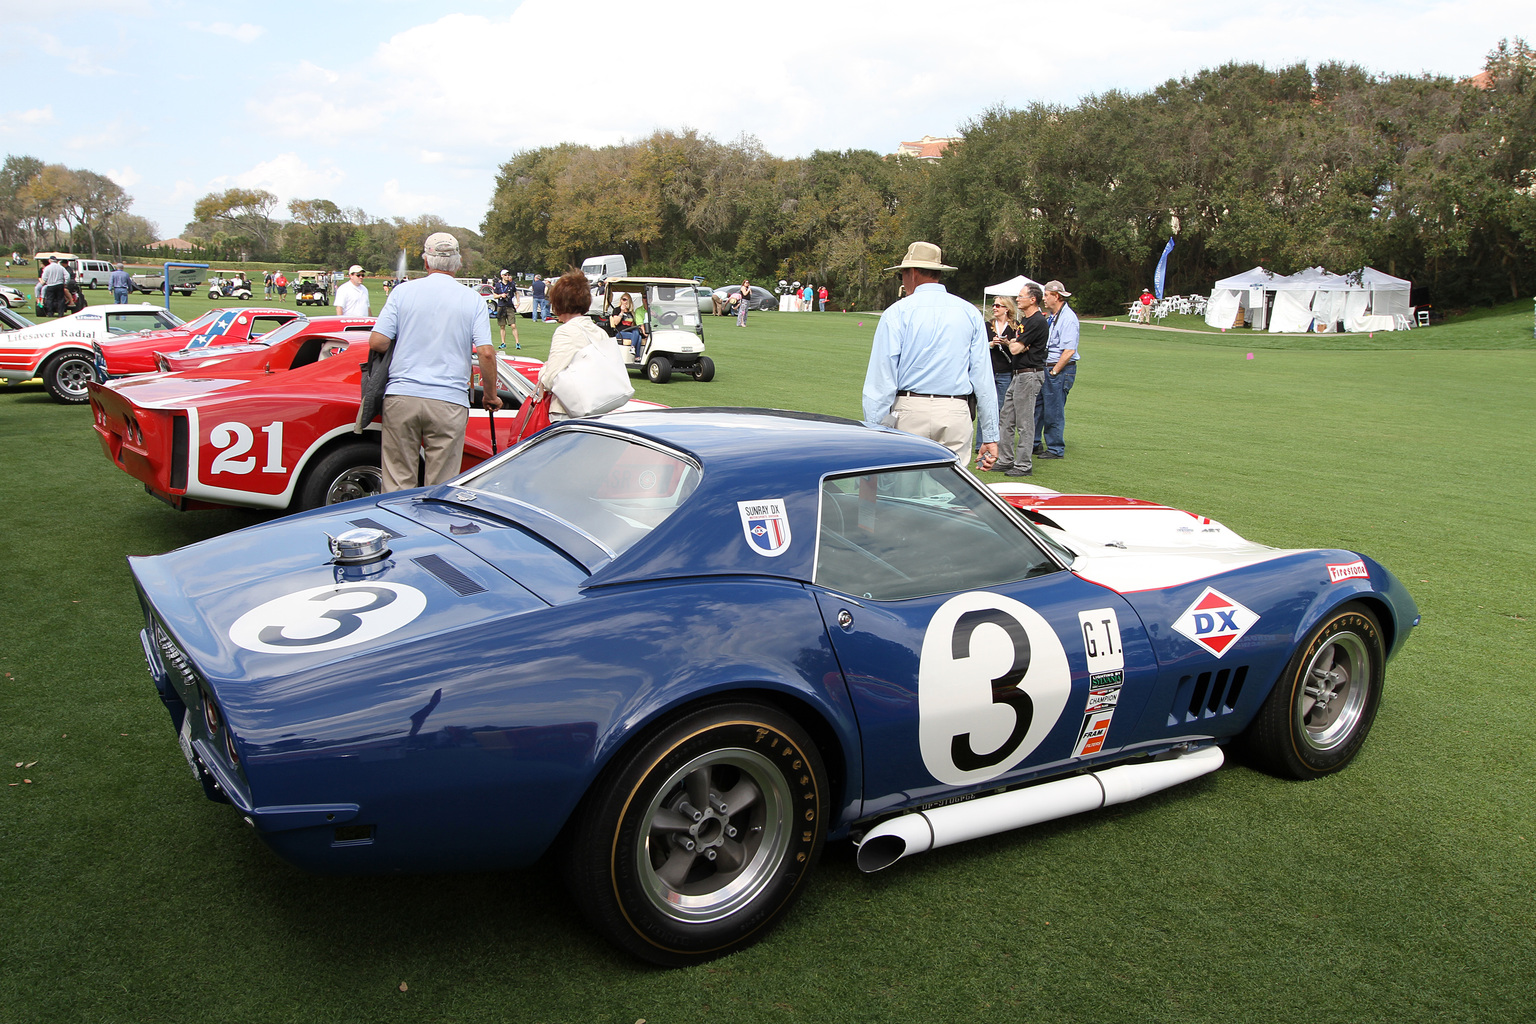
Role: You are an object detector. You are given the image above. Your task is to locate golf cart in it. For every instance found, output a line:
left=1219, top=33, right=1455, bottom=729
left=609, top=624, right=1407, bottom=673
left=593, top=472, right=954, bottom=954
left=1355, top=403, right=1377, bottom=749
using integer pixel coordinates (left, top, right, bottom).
left=597, top=277, right=714, bottom=383
left=294, top=273, right=328, bottom=307
left=208, top=273, right=253, bottom=300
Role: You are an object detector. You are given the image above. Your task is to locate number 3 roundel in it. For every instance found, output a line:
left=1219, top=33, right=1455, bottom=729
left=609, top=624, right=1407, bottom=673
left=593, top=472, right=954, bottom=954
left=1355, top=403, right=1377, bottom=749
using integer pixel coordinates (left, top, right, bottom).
left=918, top=592, right=1072, bottom=786
left=230, top=583, right=427, bottom=654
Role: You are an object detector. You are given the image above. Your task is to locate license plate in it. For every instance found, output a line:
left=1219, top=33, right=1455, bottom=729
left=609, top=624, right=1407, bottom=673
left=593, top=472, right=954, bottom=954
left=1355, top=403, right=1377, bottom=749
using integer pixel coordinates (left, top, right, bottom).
left=177, top=712, right=201, bottom=782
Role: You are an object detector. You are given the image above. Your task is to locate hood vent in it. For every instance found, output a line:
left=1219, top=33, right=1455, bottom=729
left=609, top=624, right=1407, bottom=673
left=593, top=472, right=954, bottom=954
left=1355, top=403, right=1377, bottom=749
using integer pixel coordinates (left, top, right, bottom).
left=412, top=554, right=486, bottom=597
left=348, top=517, right=402, bottom=539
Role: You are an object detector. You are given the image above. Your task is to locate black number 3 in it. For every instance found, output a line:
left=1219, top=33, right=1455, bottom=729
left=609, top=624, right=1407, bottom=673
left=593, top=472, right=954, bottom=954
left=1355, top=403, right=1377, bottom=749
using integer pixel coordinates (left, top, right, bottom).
left=257, top=586, right=398, bottom=647
left=949, top=608, right=1034, bottom=772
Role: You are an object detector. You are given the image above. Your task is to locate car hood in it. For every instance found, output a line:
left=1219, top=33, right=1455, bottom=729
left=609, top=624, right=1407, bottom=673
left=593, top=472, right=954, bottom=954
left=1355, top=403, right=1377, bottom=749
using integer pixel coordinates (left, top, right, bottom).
left=130, top=497, right=582, bottom=708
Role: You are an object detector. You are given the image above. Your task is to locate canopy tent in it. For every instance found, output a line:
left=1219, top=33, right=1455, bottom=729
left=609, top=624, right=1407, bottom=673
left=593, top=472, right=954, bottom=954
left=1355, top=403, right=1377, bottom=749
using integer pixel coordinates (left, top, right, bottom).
left=982, top=274, right=1042, bottom=306
left=1205, top=267, right=1280, bottom=330
left=1355, top=267, right=1411, bottom=321
left=1267, top=267, right=1353, bottom=333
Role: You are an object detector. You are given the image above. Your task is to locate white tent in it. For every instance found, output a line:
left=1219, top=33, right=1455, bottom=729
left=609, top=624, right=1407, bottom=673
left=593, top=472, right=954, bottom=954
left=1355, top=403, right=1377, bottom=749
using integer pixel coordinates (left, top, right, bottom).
left=1354, top=267, right=1412, bottom=321
left=982, top=274, right=1042, bottom=306
left=1205, top=267, right=1280, bottom=330
left=1268, top=267, right=1353, bottom=333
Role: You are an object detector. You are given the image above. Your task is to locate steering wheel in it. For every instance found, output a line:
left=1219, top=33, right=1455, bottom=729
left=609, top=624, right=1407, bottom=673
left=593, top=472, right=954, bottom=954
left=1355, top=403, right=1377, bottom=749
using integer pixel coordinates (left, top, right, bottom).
left=659, top=311, right=679, bottom=327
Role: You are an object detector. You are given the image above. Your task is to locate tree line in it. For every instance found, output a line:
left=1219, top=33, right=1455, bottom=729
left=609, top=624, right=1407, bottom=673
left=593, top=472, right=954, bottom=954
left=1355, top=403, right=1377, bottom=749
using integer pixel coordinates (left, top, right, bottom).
left=0, top=156, right=158, bottom=258
left=481, top=39, right=1536, bottom=312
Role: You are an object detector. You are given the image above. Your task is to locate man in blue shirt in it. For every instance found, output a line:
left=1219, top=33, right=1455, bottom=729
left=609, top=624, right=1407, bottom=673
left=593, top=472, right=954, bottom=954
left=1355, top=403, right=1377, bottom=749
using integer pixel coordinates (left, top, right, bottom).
left=862, top=242, right=999, bottom=468
left=531, top=274, right=549, bottom=321
left=368, top=232, right=499, bottom=492
left=109, top=263, right=132, bottom=305
left=1034, top=279, right=1080, bottom=459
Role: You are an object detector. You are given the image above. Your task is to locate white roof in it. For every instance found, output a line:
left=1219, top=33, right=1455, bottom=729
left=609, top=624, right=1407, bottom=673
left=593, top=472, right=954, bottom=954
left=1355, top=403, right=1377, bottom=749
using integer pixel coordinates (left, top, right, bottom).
left=983, top=274, right=1042, bottom=296
left=1354, top=266, right=1411, bottom=290
left=1211, top=266, right=1281, bottom=291
left=1270, top=266, right=1354, bottom=291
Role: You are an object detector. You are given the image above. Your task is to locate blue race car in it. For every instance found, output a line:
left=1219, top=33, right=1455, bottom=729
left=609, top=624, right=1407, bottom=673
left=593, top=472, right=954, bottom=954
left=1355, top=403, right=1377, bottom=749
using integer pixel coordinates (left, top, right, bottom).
left=128, top=409, right=1418, bottom=966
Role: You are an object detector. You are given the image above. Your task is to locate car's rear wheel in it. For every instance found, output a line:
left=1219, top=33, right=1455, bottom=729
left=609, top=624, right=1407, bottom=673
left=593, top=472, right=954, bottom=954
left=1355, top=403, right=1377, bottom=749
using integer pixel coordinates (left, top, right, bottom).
left=1242, top=602, right=1384, bottom=778
left=296, top=440, right=383, bottom=510
left=646, top=355, right=672, bottom=384
left=41, top=350, right=95, bottom=404
left=567, top=702, right=826, bottom=967
left=691, top=356, right=715, bottom=382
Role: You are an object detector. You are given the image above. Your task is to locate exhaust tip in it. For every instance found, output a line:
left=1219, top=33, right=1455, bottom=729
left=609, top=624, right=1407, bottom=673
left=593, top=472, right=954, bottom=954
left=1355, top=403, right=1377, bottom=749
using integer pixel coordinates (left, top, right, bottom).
left=855, top=834, right=907, bottom=873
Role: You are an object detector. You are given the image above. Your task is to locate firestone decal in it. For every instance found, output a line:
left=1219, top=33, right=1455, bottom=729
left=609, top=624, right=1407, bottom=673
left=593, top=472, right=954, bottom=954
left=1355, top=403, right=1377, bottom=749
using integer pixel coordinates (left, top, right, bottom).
left=1327, top=559, right=1370, bottom=583
left=738, top=498, right=792, bottom=557
left=230, top=583, right=427, bottom=654
left=1172, top=586, right=1258, bottom=658
left=918, top=592, right=1072, bottom=786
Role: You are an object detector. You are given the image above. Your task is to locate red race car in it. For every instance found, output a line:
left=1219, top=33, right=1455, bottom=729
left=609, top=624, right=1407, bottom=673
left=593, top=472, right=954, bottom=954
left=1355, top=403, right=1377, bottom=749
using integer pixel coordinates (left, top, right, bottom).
left=154, top=315, right=379, bottom=372
left=97, top=306, right=301, bottom=376
left=89, top=339, right=648, bottom=512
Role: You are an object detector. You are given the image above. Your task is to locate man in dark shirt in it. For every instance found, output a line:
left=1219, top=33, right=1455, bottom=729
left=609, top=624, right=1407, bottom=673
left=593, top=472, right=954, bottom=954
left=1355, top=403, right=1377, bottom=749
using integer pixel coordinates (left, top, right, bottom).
left=995, top=282, right=1049, bottom=475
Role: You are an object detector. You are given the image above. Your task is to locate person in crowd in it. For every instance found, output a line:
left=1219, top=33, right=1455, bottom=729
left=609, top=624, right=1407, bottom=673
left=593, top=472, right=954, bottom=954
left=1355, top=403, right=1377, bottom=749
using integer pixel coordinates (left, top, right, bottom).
left=263, top=271, right=274, bottom=297
left=978, top=295, right=1018, bottom=455
left=367, top=232, right=498, bottom=493
left=736, top=279, right=752, bottom=327
left=1138, top=288, right=1154, bottom=322
left=531, top=274, right=549, bottom=321
left=1033, top=280, right=1080, bottom=459
left=862, top=241, right=998, bottom=466
left=609, top=291, right=647, bottom=360
left=994, top=283, right=1048, bottom=476
left=818, top=284, right=828, bottom=312
left=542, top=269, right=618, bottom=420
left=108, top=263, right=132, bottom=305
left=802, top=281, right=814, bottom=311
left=40, top=258, right=68, bottom=316
left=492, top=270, right=523, bottom=350
left=274, top=271, right=287, bottom=299
left=334, top=265, right=371, bottom=318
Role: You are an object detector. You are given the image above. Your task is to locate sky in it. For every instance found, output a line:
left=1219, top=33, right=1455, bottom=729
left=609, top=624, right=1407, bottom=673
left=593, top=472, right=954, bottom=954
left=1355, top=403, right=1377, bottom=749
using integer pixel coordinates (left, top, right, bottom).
left=2, top=0, right=1531, bottom=242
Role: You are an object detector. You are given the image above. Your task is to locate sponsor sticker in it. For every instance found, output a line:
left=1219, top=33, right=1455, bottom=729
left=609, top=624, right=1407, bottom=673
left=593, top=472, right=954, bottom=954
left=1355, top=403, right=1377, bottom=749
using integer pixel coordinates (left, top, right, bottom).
left=1172, top=586, right=1258, bottom=658
left=1327, top=559, right=1369, bottom=583
left=1073, top=670, right=1123, bottom=757
left=738, top=498, right=792, bottom=557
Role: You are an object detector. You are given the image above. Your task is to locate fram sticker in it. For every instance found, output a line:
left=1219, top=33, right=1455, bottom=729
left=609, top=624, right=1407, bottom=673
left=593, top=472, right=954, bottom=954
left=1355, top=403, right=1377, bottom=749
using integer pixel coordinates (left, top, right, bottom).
left=1172, top=586, right=1258, bottom=658
left=738, top=498, right=791, bottom=557
left=1073, top=670, right=1123, bottom=757
left=1327, top=559, right=1369, bottom=583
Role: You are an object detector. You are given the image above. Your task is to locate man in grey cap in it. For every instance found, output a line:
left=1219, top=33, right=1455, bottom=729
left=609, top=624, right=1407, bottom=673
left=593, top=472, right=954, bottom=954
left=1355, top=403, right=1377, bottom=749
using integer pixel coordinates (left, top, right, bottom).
left=862, top=241, right=999, bottom=467
left=1033, top=279, right=1080, bottom=459
left=368, top=231, right=500, bottom=492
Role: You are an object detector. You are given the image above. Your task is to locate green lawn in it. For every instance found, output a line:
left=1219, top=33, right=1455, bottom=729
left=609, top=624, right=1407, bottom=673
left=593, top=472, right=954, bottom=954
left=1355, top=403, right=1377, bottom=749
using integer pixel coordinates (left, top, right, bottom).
left=2, top=305, right=1533, bottom=1024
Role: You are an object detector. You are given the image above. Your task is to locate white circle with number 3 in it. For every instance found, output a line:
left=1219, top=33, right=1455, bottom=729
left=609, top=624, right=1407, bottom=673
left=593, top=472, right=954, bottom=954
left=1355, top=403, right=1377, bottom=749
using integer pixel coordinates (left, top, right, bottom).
left=229, top=583, right=427, bottom=654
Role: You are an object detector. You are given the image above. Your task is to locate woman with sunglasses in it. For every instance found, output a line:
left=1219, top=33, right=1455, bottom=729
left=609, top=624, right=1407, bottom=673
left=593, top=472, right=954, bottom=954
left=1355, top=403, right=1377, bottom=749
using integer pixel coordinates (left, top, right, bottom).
left=978, top=295, right=1019, bottom=456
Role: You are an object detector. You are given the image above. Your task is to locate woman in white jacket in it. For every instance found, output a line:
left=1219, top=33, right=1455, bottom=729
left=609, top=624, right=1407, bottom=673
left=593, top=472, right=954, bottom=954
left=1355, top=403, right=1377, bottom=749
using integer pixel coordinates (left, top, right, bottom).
left=540, top=269, right=624, bottom=419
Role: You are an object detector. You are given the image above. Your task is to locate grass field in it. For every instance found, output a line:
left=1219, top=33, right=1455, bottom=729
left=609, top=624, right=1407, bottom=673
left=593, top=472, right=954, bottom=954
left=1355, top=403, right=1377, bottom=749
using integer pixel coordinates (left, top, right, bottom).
left=2, top=302, right=1533, bottom=1024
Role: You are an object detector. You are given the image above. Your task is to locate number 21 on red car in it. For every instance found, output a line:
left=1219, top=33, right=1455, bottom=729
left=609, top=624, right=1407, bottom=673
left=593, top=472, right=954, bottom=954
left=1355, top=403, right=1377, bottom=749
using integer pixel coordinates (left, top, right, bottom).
left=208, top=420, right=287, bottom=475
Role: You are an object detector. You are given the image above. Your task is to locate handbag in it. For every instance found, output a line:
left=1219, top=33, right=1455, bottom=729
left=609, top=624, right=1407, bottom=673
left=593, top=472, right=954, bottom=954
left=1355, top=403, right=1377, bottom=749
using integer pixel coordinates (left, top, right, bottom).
left=550, top=340, right=633, bottom=417
left=500, top=391, right=554, bottom=447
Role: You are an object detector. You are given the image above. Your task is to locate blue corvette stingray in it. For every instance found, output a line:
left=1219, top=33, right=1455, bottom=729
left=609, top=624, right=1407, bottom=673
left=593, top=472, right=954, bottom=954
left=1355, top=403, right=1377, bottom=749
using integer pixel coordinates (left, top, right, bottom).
left=129, top=409, right=1418, bottom=965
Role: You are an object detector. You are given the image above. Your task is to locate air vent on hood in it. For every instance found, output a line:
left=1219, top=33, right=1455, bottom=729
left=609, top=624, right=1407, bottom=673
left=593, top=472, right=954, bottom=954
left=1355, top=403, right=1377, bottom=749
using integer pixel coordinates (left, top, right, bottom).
left=412, top=554, right=486, bottom=597
left=348, top=517, right=402, bottom=539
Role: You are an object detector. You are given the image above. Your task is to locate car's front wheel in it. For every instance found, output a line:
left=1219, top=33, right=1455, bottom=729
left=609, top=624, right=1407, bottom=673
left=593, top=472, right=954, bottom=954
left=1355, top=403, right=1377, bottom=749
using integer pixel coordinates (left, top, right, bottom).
left=1242, top=602, right=1384, bottom=778
left=567, top=702, right=827, bottom=967
left=295, top=440, right=383, bottom=510
left=41, top=349, right=95, bottom=404
left=645, top=355, right=671, bottom=384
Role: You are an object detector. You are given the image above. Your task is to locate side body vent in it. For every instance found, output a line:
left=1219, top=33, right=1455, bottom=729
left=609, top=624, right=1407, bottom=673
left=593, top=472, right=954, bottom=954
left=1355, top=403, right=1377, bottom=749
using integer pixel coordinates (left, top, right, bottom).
left=1168, top=666, right=1249, bottom=726
left=411, top=554, right=486, bottom=596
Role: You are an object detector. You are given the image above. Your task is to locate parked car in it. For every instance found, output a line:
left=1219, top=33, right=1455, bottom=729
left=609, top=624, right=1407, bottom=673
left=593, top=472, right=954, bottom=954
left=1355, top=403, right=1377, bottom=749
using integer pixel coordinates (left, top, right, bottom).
left=154, top=316, right=378, bottom=372
left=710, top=284, right=776, bottom=313
left=0, top=283, right=24, bottom=308
left=0, top=303, right=186, bottom=402
left=88, top=343, right=652, bottom=512
left=597, top=277, right=714, bottom=383
left=122, top=410, right=1416, bottom=965
left=95, top=307, right=302, bottom=376
left=131, top=266, right=204, bottom=296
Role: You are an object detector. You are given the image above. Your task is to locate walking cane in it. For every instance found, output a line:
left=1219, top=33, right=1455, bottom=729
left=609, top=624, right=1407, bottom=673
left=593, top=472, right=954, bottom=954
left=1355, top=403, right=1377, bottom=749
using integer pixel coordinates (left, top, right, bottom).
left=488, top=403, right=498, bottom=454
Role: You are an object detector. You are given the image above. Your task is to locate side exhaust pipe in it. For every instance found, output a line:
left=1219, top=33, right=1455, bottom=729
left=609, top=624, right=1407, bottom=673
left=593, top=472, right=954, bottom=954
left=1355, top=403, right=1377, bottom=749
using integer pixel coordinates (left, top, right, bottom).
left=855, top=745, right=1224, bottom=873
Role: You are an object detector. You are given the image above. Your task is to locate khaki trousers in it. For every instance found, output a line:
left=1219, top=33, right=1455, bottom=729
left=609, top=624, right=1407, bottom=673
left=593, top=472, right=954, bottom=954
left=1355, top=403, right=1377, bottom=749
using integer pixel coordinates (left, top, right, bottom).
left=891, top=394, right=971, bottom=457
left=380, top=395, right=470, bottom=492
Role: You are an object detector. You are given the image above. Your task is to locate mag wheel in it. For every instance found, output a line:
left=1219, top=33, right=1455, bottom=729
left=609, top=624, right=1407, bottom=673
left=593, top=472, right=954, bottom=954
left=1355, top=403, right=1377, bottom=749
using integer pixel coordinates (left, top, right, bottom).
left=1243, top=603, right=1384, bottom=779
left=42, top=350, right=95, bottom=404
left=296, top=440, right=383, bottom=510
left=568, top=702, right=826, bottom=966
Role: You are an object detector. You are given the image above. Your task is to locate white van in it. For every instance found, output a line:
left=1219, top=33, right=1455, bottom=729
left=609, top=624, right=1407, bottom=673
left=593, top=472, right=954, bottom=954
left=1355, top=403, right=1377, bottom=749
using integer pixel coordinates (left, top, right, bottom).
left=70, top=259, right=115, bottom=289
left=580, top=254, right=628, bottom=283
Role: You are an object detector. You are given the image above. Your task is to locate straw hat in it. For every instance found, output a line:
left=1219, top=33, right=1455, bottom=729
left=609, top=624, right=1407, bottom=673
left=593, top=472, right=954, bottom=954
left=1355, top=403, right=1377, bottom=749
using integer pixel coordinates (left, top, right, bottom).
left=885, top=241, right=957, bottom=272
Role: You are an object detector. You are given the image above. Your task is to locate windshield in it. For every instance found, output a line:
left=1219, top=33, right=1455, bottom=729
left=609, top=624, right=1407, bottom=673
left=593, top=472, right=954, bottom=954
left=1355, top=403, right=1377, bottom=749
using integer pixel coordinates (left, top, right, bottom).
left=245, top=317, right=312, bottom=348
left=459, top=428, right=700, bottom=559
left=645, top=285, right=703, bottom=328
left=178, top=310, right=221, bottom=332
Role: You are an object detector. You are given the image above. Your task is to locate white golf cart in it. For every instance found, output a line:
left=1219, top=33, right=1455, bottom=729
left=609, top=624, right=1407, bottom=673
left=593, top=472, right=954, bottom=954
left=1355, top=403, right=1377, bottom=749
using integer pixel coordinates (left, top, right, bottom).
left=598, top=277, right=715, bottom=383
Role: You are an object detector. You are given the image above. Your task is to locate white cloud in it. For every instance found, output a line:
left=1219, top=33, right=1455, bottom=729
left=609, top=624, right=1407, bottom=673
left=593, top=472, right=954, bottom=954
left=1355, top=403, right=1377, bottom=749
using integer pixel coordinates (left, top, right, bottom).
left=419, top=151, right=445, bottom=164
left=106, top=166, right=142, bottom=189
left=207, top=153, right=348, bottom=212
left=16, top=106, right=55, bottom=125
left=186, top=21, right=266, bottom=44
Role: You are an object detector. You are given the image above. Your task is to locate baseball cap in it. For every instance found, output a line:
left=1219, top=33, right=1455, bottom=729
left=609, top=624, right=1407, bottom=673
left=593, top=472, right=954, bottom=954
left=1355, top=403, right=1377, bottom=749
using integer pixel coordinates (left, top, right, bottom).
left=347, top=264, right=364, bottom=275
left=1043, top=280, right=1073, bottom=297
left=423, top=232, right=459, bottom=256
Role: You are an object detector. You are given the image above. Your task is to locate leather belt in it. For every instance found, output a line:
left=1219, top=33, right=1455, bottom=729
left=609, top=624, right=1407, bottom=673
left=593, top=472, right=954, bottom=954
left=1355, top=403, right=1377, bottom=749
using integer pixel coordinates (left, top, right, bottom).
left=1013, top=368, right=1043, bottom=375
left=896, top=390, right=965, bottom=399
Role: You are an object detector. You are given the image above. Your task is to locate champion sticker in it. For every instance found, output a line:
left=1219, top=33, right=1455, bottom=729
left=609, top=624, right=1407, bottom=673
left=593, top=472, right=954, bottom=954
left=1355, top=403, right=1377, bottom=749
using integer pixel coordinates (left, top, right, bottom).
left=1327, top=559, right=1369, bottom=583
left=1073, top=670, right=1124, bottom=757
left=738, top=498, right=791, bottom=557
left=1173, top=587, right=1258, bottom=658
left=230, top=582, right=427, bottom=654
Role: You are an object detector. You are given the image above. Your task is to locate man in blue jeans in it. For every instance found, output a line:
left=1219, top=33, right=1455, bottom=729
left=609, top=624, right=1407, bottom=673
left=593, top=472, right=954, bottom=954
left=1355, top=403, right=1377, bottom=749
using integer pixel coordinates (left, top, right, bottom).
left=531, top=274, right=549, bottom=321
left=109, top=263, right=132, bottom=305
left=1033, top=279, right=1079, bottom=459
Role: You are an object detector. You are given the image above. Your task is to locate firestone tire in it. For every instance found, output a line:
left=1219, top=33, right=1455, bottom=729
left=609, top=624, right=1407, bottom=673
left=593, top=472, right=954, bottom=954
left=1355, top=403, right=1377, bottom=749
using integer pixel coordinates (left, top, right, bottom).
left=1242, top=602, right=1385, bottom=779
left=296, top=440, right=383, bottom=511
left=41, top=350, right=96, bottom=404
left=567, top=702, right=827, bottom=967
